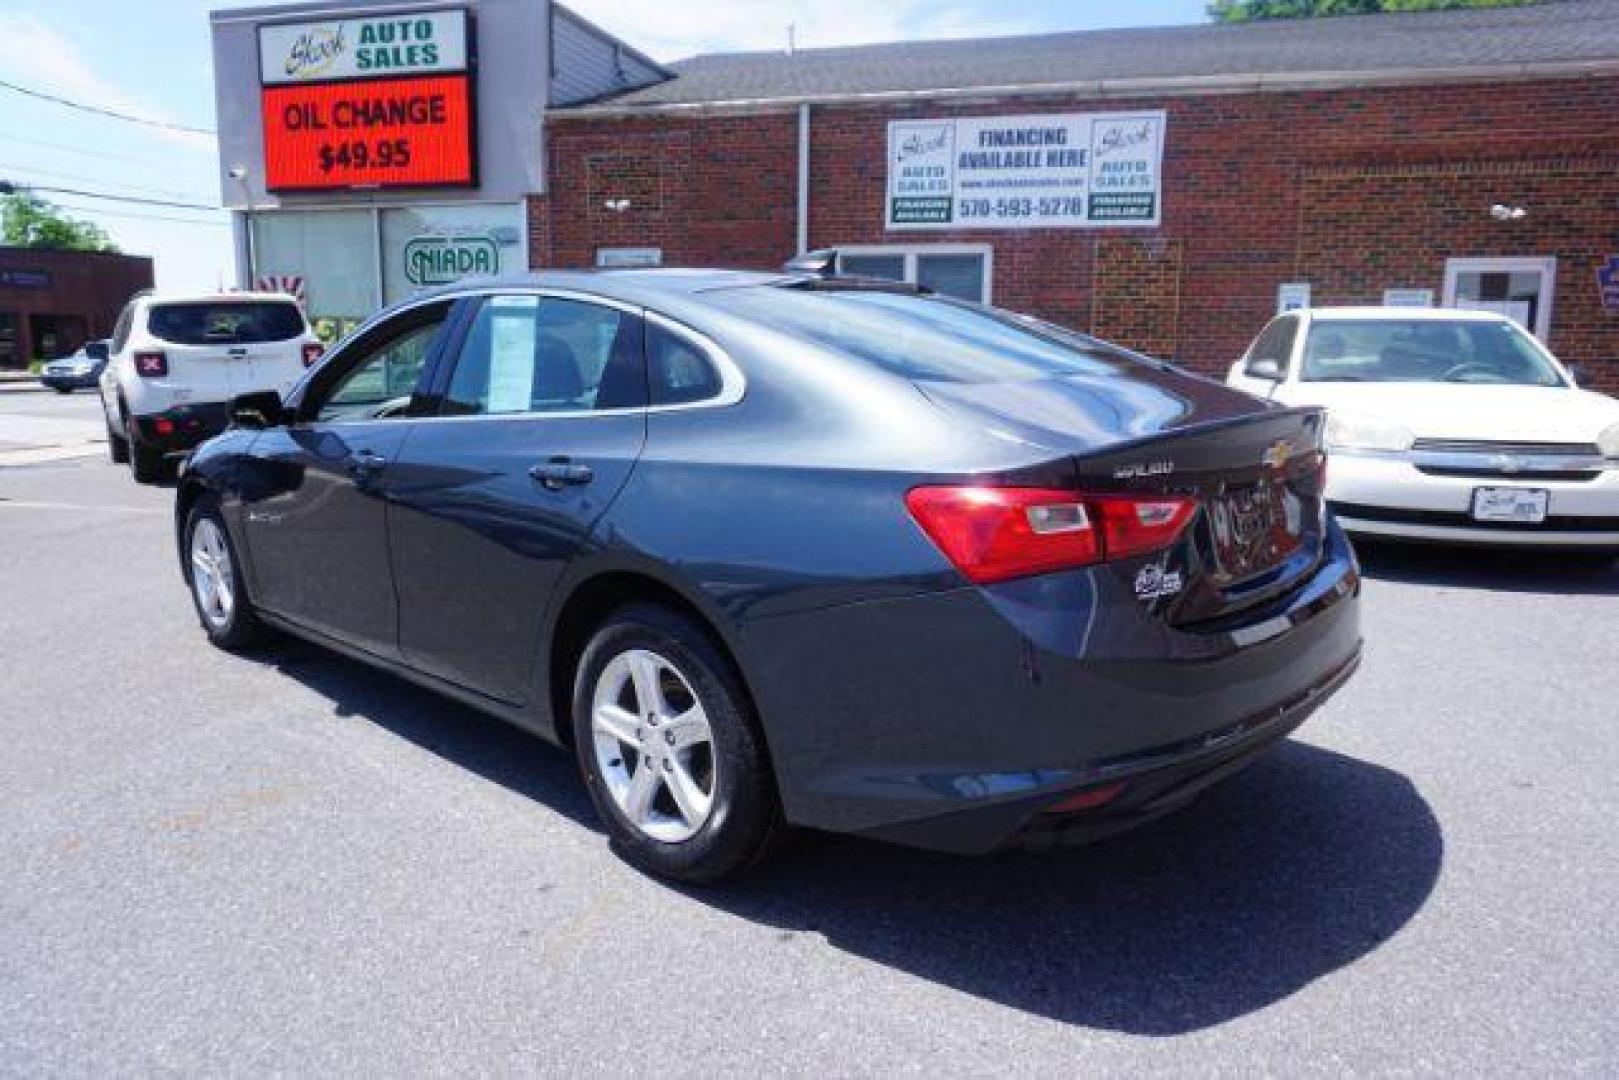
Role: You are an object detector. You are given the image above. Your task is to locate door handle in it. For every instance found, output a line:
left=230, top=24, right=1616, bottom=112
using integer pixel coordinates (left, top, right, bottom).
left=348, top=450, right=389, bottom=479
left=529, top=457, right=594, bottom=491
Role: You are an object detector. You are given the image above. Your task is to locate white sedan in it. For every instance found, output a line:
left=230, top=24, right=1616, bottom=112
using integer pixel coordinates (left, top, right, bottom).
left=1228, top=307, right=1619, bottom=551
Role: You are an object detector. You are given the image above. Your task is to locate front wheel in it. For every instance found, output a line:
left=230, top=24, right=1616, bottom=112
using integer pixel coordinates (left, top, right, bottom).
left=572, top=604, right=784, bottom=883
left=185, top=501, right=266, bottom=650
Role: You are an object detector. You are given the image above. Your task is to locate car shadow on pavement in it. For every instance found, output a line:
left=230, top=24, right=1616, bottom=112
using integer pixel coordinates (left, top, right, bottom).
left=263, top=640, right=1441, bottom=1037
left=698, top=742, right=1442, bottom=1036
left=1354, top=540, right=1619, bottom=595
left=266, top=641, right=603, bottom=832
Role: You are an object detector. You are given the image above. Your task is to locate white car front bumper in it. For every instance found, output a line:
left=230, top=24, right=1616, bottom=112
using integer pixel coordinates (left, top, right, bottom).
left=1327, top=447, right=1619, bottom=549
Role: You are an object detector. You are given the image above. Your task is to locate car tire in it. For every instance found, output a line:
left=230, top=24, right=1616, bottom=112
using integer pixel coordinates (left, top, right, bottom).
left=184, top=498, right=266, bottom=651
left=54, top=387, right=73, bottom=395
left=106, top=417, right=130, bottom=464
left=129, top=438, right=169, bottom=484
left=571, top=603, right=784, bottom=883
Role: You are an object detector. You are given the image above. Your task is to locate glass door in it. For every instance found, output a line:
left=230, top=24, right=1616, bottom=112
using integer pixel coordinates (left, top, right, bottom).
left=1443, top=257, right=1556, bottom=341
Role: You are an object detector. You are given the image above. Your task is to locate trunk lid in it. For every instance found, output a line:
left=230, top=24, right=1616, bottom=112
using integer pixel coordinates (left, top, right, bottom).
left=917, top=373, right=1329, bottom=626
left=1068, top=409, right=1329, bottom=626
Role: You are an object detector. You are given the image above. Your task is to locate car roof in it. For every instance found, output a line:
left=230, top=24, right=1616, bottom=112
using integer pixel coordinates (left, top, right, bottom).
left=139, top=290, right=305, bottom=304
left=1303, top=306, right=1509, bottom=323
left=409, top=268, right=801, bottom=306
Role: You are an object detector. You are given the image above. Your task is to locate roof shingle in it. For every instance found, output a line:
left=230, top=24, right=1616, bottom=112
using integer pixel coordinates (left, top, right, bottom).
left=559, top=0, right=1619, bottom=112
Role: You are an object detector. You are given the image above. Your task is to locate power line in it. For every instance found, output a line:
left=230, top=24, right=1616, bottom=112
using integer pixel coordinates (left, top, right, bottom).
left=0, top=161, right=213, bottom=203
left=0, top=78, right=215, bottom=136
left=0, top=128, right=210, bottom=169
left=6, top=181, right=220, bottom=212
left=50, top=200, right=230, bottom=228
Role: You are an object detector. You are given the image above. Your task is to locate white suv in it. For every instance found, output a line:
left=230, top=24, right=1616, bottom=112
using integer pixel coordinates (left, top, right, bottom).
left=100, top=291, right=322, bottom=482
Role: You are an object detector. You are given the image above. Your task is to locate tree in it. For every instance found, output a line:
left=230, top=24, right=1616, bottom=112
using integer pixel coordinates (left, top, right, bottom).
left=1, top=192, right=118, bottom=252
left=1210, top=0, right=1546, bottom=20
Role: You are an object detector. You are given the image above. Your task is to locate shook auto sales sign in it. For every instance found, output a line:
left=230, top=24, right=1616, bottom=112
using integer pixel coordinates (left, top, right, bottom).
left=886, top=112, right=1166, bottom=230
left=258, top=8, right=475, bottom=192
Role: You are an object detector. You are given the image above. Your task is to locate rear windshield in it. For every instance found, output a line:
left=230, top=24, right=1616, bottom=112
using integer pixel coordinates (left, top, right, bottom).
left=147, top=302, right=306, bottom=346
left=1301, top=319, right=1564, bottom=386
left=711, top=287, right=1130, bottom=383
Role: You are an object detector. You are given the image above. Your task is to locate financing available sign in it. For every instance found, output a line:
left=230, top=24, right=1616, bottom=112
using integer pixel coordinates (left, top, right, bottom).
left=886, top=111, right=1166, bottom=230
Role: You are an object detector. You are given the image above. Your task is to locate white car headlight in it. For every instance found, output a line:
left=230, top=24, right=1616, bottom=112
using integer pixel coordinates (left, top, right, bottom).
left=1324, top=411, right=1415, bottom=452
left=1599, top=421, right=1619, bottom=459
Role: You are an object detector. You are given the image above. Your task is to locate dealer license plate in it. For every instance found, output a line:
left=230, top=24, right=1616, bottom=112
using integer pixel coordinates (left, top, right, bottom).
left=1471, top=487, right=1549, bottom=524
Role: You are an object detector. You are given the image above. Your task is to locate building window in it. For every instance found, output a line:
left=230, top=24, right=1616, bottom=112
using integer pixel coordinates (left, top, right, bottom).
left=835, top=245, right=992, bottom=303
left=1443, top=256, right=1556, bottom=341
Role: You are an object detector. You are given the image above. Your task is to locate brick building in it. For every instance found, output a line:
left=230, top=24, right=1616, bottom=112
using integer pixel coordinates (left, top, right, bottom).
left=531, top=0, right=1619, bottom=390
left=0, top=247, right=153, bottom=368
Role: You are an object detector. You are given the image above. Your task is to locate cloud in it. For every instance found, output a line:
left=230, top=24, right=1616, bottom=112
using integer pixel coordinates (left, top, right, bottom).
left=563, top=0, right=1040, bottom=62
left=0, top=10, right=214, bottom=150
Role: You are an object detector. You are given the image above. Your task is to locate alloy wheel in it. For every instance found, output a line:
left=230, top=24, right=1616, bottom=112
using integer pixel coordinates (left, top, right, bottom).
left=190, top=519, right=236, bottom=630
left=591, top=648, right=717, bottom=843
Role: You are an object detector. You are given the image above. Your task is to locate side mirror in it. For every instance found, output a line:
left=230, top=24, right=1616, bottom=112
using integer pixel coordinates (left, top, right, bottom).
left=1245, top=358, right=1284, bottom=382
left=1566, top=362, right=1593, bottom=389
left=230, top=390, right=286, bottom=429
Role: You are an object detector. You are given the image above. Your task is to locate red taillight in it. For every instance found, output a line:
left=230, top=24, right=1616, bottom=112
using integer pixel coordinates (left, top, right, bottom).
left=301, top=342, right=324, bottom=367
left=905, top=486, right=1197, bottom=585
left=1046, top=781, right=1129, bottom=814
left=133, top=350, right=167, bottom=378
left=153, top=418, right=176, bottom=437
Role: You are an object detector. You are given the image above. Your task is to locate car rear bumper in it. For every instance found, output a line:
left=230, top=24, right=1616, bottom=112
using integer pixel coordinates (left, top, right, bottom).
left=740, top=523, right=1362, bottom=853
left=1328, top=450, right=1619, bottom=549
left=40, top=373, right=98, bottom=390
left=131, top=403, right=233, bottom=454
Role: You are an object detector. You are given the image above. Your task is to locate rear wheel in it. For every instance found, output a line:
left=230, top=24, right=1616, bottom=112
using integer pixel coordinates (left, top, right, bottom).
left=105, top=416, right=129, bottom=464
left=130, top=438, right=169, bottom=484
left=571, top=604, right=783, bottom=883
left=185, top=501, right=265, bottom=650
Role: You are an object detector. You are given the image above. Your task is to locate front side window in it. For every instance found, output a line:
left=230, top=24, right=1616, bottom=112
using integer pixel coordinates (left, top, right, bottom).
left=443, top=295, right=646, bottom=416
left=147, top=301, right=306, bottom=345
left=1301, top=319, right=1565, bottom=386
left=1245, top=316, right=1298, bottom=369
left=316, top=313, right=447, bottom=422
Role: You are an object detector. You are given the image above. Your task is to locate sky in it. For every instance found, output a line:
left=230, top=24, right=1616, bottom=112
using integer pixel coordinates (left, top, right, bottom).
left=0, top=0, right=1210, bottom=292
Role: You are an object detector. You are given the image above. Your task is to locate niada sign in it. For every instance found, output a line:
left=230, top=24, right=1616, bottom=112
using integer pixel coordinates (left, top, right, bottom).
left=259, top=9, right=469, bottom=85
left=403, top=234, right=498, bottom=286
left=886, top=112, right=1166, bottom=230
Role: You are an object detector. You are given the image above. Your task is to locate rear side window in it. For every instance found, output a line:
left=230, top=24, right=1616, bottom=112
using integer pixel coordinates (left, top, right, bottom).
left=711, top=287, right=1124, bottom=384
left=442, top=295, right=647, bottom=415
left=1246, top=316, right=1299, bottom=367
left=146, top=302, right=306, bottom=345
left=648, top=322, right=722, bottom=405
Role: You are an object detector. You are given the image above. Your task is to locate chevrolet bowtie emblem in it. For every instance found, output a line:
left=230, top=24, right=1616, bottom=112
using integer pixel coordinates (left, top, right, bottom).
left=1261, top=440, right=1293, bottom=470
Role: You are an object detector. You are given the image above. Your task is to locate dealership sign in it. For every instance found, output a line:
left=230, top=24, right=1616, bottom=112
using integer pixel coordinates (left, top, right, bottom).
left=258, top=10, right=468, bottom=85
left=886, top=112, right=1166, bottom=230
left=403, top=234, right=498, bottom=286
left=258, top=8, right=475, bottom=192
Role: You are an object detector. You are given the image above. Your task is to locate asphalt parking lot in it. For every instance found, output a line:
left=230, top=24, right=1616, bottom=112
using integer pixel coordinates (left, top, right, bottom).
left=2, top=390, right=1616, bottom=1075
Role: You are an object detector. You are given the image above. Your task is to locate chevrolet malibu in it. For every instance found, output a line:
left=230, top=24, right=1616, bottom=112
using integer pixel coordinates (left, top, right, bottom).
left=175, top=266, right=1361, bottom=882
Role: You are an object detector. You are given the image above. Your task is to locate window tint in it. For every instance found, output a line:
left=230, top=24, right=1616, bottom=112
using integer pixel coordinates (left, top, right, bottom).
left=316, top=314, right=446, bottom=422
left=712, top=287, right=1125, bottom=384
left=1246, top=316, right=1298, bottom=366
left=443, top=296, right=646, bottom=416
left=1301, top=319, right=1564, bottom=386
left=147, top=302, right=306, bottom=345
left=647, top=322, right=723, bottom=405
left=110, top=304, right=135, bottom=354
